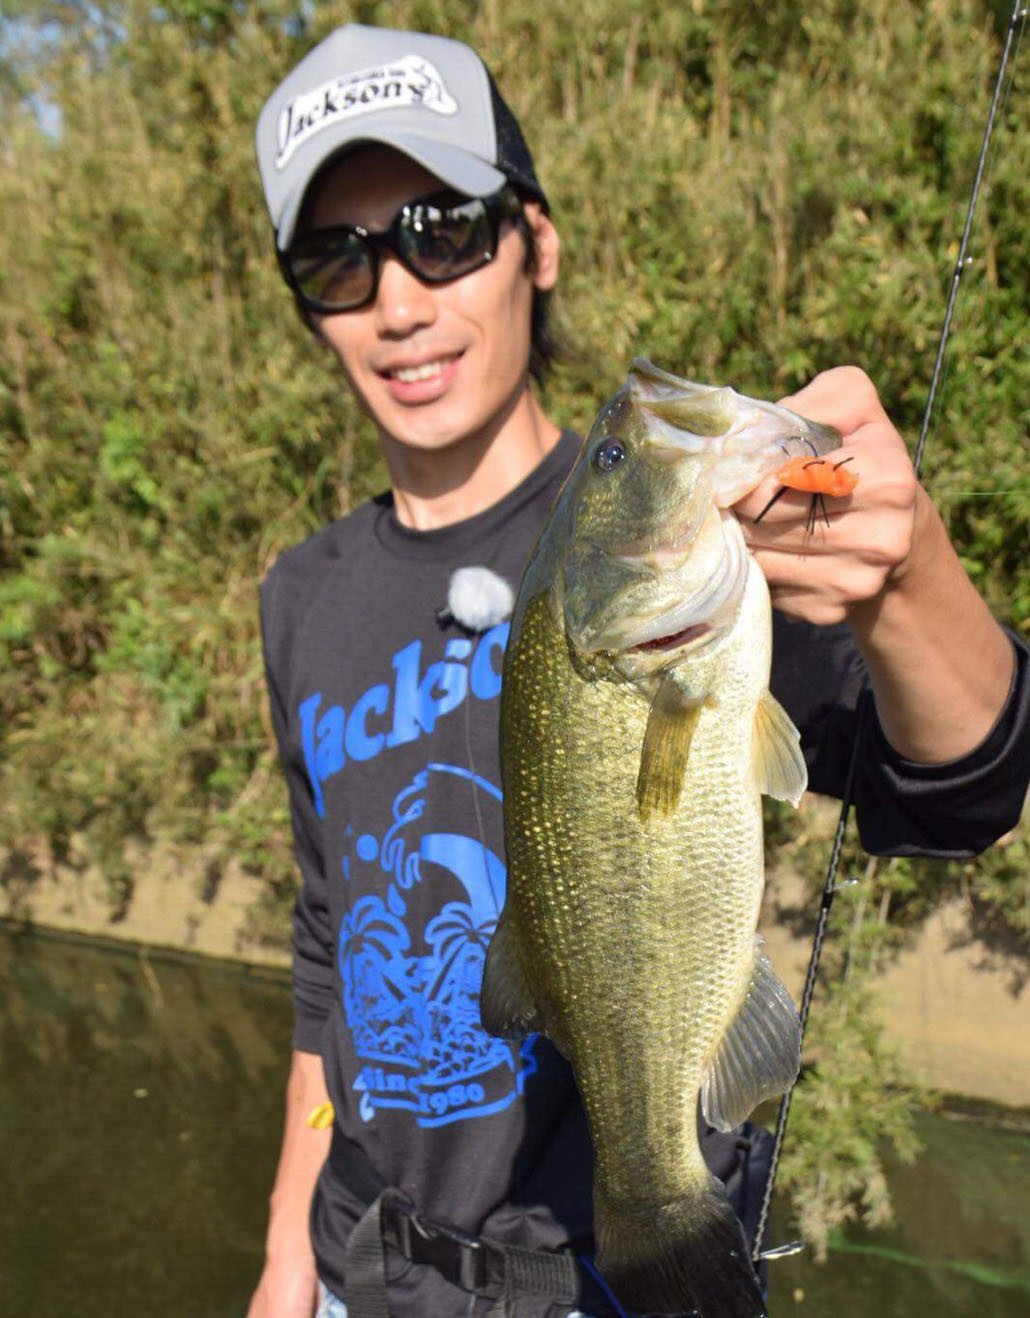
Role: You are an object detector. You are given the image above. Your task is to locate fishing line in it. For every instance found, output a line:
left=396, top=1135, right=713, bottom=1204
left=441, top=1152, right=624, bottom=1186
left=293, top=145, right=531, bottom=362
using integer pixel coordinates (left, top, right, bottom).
left=914, top=0, right=1026, bottom=476
left=751, top=0, right=1027, bottom=1264
left=463, top=669, right=491, bottom=880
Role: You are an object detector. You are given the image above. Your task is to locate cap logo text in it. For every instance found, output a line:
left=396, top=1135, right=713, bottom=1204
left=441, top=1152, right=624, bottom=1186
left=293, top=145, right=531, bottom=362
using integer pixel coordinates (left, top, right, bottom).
left=276, top=54, right=459, bottom=169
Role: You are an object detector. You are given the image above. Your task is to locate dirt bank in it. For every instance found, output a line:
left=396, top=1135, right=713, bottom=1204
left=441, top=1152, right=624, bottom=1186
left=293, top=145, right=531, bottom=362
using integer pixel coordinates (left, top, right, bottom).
left=760, top=868, right=1030, bottom=1109
left=3, top=833, right=1028, bottom=1107
left=1, top=838, right=288, bottom=969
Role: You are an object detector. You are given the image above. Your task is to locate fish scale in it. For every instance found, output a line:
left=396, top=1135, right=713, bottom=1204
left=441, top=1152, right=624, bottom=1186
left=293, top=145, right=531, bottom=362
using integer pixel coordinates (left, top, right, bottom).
left=506, top=563, right=768, bottom=1202
left=481, top=361, right=835, bottom=1317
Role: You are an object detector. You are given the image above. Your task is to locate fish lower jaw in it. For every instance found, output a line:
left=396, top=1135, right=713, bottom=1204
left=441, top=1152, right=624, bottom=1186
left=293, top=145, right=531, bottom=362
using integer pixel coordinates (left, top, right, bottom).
left=630, top=621, right=712, bottom=654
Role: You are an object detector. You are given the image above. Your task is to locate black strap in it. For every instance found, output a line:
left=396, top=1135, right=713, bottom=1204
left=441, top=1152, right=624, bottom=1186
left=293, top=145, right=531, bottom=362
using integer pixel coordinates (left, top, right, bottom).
left=341, top=1194, right=585, bottom=1317
left=341, top=1191, right=393, bottom=1318
left=330, top=1133, right=585, bottom=1316
left=381, top=1198, right=582, bottom=1308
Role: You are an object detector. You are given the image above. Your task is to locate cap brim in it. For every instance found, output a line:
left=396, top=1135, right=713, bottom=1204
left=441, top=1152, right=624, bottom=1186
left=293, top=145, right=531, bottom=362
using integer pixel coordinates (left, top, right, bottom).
left=275, top=131, right=507, bottom=250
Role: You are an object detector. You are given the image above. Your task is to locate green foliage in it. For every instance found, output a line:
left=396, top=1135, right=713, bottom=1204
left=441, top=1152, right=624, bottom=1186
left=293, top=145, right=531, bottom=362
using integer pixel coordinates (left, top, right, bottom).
left=1, top=0, right=1026, bottom=1250
left=765, top=796, right=1027, bottom=1249
left=768, top=831, right=929, bottom=1257
left=777, top=969, right=924, bottom=1260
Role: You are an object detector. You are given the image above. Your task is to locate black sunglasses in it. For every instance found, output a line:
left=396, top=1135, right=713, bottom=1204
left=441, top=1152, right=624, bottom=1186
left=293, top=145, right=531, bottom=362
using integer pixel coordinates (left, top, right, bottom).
left=280, top=186, right=524, bottom=314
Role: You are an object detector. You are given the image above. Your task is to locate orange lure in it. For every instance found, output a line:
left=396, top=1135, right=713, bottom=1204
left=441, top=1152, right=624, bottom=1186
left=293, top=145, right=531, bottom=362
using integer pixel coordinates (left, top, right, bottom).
left=754, top=454, right=858, bottom=532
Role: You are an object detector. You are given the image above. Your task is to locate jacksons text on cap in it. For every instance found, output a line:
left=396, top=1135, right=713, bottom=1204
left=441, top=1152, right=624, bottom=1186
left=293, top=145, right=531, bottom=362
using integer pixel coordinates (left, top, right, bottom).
left=256, top=24, right=548, bottom=251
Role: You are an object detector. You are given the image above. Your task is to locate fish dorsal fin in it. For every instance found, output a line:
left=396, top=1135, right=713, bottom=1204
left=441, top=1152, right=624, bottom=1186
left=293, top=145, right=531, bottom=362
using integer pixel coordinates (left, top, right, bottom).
left=701, top=939, right=802, bottom=1132
left=754, top=689, right=807, bottom=806
left=636, top=674, right=706, bottom=821
left=479, top=908, right=542, bottom=1042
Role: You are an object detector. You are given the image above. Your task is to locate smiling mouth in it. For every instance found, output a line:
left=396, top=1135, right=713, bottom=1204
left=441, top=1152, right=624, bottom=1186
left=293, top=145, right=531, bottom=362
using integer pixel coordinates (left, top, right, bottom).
left=383, top=354, right=462, bottom=384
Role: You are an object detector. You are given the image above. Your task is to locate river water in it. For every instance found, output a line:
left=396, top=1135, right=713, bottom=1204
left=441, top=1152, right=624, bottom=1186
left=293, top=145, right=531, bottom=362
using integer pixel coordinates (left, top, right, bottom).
left=2, top=927, right=1027, bottom=1317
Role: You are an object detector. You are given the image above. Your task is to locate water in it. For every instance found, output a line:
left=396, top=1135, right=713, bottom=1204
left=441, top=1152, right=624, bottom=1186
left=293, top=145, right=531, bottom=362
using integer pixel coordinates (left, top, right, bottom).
left=767, top=1111, right=1030, bottom=1316
left=0, top=927, right=291, bottom=1317
left=2, top=927, right=1027, bottom=1317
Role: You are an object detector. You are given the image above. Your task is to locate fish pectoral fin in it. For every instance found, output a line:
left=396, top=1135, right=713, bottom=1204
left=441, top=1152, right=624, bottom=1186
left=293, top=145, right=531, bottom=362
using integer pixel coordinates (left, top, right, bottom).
left=701, top=940, right=802, bottom=1132
left=636, top=675, right=706, bottom=821
left=753, top=689, right=807, bottom=806
left=479, top=909, right=543, bottom=1042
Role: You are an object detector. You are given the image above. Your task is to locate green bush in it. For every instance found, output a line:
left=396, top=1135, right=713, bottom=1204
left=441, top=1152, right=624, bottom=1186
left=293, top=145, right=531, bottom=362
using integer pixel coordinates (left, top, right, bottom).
left=1, top=0, right=1026, bottom=1248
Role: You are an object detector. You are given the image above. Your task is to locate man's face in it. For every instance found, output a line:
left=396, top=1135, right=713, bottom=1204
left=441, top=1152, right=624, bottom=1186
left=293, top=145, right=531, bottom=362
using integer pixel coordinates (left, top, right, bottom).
left=303, top=145, right=558, bottom=455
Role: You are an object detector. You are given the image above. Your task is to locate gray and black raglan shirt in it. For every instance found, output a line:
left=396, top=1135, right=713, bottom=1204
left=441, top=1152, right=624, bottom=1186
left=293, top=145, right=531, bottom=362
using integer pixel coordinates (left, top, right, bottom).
left=260, top=429, right=1029, bottom=1312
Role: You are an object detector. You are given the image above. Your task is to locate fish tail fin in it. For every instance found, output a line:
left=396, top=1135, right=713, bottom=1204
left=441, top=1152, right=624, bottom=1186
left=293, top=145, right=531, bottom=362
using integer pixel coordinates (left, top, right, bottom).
left=596, top=1177, right=766, bottom=1318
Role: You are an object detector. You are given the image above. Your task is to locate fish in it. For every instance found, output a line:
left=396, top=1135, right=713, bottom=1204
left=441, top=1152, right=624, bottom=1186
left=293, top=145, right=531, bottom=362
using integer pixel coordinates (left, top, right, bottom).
left=480, top=359, right=842, bottom=1318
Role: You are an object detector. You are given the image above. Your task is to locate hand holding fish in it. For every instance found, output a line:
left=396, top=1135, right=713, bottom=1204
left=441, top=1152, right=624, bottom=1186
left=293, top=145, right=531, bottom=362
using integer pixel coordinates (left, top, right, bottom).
left=734, top=366, right=919, bottom=628
left=735, top=365, right=1014, bottom=764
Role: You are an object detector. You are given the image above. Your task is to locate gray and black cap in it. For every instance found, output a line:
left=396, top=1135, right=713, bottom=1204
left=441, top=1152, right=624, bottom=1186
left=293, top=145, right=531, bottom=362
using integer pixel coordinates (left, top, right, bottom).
left=255, top=24, right=548, bottom=251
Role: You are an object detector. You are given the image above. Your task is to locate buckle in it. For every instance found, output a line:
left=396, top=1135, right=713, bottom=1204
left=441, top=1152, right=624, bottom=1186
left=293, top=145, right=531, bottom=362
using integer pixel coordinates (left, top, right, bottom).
left=456, top=1233, right=489, bottom=1292
left=388, top=1205, right=497, bottom=1292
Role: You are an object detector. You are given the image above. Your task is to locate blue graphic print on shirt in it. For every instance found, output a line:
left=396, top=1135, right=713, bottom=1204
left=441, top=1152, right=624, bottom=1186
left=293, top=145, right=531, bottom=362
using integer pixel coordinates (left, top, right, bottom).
left=299, top=624, right=508, bottom=818
left=297, top=622, right=536, bottom=1129
left=340, top=763, right=537, bottom=1128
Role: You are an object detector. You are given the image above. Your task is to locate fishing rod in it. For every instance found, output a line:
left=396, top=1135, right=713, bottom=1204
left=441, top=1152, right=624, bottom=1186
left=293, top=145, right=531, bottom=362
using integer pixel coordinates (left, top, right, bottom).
left=751, top=0, right=1028, bottom=1265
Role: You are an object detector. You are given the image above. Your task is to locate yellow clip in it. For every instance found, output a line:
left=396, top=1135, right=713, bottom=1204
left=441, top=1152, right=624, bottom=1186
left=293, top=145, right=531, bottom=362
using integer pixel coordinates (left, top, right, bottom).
left=306, top=1101, right=335, bottom=1130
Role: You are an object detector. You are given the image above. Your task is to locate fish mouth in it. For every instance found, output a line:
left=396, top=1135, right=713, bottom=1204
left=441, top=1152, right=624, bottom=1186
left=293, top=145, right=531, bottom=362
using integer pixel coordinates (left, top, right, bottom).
left=564, top=511, right=750, bottom=658
left=607, top=512, right=748, bottom=653
left=630, top=622, right=712, bottom=653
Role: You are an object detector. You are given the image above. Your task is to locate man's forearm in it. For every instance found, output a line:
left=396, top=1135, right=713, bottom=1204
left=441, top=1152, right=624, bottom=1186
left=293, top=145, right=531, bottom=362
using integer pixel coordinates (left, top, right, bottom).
left=849, top=487, right=1015, bottom=764
left=736, top=368, right=1016, bottom=768
left=265, top=1049, right=332, bottom=1254
left=248, top=1049, right=331, bottom=1317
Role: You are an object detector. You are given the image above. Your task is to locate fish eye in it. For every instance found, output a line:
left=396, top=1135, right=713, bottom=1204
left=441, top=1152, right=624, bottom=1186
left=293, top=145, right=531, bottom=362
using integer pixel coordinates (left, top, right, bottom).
left=593, top=438, right=626, bottom=473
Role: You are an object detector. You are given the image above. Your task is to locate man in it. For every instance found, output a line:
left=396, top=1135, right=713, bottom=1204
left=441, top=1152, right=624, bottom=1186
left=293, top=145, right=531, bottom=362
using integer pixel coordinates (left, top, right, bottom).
left=249, top=23, right=1027, bottom=1318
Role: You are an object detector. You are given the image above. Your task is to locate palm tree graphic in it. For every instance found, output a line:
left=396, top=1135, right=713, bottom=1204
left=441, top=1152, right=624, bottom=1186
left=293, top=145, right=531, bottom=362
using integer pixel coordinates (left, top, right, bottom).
left=339, top=895, right=411, bottom=1007
left=424, top=901, right=498, bottom=1003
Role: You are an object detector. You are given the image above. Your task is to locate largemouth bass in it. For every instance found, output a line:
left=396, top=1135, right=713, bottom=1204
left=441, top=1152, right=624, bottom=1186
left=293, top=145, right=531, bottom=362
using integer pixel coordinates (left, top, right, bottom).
left=481, top=359, right=842, bottom=1318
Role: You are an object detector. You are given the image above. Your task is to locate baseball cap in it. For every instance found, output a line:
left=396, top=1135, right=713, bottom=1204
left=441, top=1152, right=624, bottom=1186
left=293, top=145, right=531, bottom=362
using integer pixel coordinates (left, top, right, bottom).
left=255, top=24, right=548, bottom=251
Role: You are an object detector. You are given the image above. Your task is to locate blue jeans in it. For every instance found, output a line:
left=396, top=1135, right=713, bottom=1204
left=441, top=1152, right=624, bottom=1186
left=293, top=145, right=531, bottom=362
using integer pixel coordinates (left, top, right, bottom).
left=316, top=1283, right=348, bottom=1318
left=316, top=1284, right=597, bottom=1318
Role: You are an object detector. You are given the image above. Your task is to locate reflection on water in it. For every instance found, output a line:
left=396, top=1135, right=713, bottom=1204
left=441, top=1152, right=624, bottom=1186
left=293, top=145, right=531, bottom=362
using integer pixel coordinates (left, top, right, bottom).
left=2, top=926, right=1028, bottom=1317
left=768, top=1108, right=1030, bottom=1316
left=0, top=927, right=292, bottom=1317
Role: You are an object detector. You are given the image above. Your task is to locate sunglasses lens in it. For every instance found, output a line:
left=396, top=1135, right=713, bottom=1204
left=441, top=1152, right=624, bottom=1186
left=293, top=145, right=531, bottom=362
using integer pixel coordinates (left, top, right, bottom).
left=401, top=197, right=494, bottom=282
left=285, top=190, right=515, bottom=311
left=289, top=232, right=374, bottom=311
